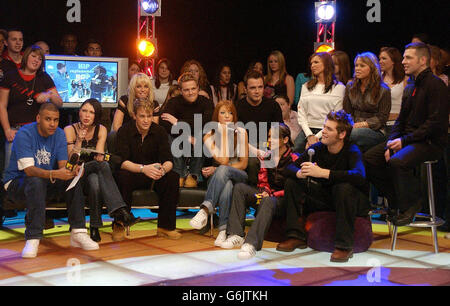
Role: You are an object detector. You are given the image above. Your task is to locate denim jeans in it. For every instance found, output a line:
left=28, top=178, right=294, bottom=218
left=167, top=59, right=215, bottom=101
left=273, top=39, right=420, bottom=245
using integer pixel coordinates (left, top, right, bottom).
left=70, top=161, right=126, bottom=228
left=350, top=128, right=386, bottom=153
left=6, top=176, right=86, bottom=240
left=227, top=182, right=285, bottom=250
left=169, top=135, right=204, bottom=178
left=202, top=165, right=248, bottom=231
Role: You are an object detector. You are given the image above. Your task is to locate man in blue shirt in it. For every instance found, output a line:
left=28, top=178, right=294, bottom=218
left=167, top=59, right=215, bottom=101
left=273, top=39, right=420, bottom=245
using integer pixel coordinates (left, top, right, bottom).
left=3, top=102, right=99, bottom=258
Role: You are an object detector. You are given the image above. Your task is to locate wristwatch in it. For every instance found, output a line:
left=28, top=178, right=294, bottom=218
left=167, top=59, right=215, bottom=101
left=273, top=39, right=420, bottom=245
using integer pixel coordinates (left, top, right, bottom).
left=139, top=164, right=144, bottom=173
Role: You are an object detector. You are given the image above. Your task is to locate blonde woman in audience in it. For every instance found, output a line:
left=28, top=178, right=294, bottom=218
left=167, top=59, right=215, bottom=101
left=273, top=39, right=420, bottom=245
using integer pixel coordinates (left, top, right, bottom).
left=264, top=50, right=295, bottom=106
left=112, top=73, right=154, bottom=132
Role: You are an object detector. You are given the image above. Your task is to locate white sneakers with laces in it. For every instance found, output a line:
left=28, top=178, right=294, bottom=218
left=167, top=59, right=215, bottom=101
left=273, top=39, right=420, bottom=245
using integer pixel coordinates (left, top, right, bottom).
left=22, top=239, right=40, bottom=258
left=214, top=230, right=227, bottom=247
left=220, top=234, right=245, bottom=249
left=70, top=229, right=99, bottom=250
left=190, top=209, right=208, bottom=229
left=238, top=243, right=257, bottom=260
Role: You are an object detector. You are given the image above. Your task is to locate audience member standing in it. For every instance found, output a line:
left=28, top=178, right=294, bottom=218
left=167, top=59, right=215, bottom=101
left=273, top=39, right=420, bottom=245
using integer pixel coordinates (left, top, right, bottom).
left=60, top=33, right=78, bottom=55
left=264, top=51, right=295, bottom=106
left=343, top=52, right=391, bottom=153
left=0, top=45, right=62, bottom=170
left=295, top=52, right=345, bottom=152
left=1, top=29, right=23, bottom=73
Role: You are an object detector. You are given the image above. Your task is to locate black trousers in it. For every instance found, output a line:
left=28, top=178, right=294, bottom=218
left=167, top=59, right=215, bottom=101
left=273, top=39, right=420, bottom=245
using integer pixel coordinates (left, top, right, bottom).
left=116, top=170, right=180, bottom=230
left=364, top=141, right=443, bottom=212
left=284, top=178, right=370, bottom=250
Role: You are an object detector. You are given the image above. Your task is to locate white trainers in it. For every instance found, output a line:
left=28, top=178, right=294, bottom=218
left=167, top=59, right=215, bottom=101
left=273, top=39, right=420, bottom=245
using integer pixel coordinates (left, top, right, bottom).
left=220, top=235, right=245, bottom=249
left=190, top=209, right=208, bottom=229
left=238, top=243, right=256, bottom=260
left=445, top=233, right=450, bottom=239
left=22, top=239, right=40, bottom=258
left=214, top=230, right=227, bottom=247
left=71, top=229, right=99, bottom=250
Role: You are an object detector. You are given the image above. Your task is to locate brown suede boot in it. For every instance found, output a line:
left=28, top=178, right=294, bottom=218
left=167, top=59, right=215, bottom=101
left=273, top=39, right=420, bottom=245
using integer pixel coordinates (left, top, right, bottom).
left=276, top=238, right=307, bottom=252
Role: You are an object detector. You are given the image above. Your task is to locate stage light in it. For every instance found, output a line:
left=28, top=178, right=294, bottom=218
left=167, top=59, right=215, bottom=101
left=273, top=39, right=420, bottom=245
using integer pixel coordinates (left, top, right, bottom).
left=315, top=1, right=336, bottom=23
left=138, top=39, right=157, bottom=57
left=314, top=42, right=335, bottom=53
left=141, top=0, right=159, bottom=14
left=140, top=0, right=161, bottom=16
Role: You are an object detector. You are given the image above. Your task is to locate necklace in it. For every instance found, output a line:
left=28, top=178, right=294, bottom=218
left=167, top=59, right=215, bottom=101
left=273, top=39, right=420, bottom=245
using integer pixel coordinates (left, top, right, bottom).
left=26, top=76, right=37, bottom=106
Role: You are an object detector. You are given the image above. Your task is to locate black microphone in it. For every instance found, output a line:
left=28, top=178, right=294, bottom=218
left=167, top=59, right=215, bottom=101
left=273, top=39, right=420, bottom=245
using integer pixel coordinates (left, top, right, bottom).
left=66, top=152, right=80, bottom=171
left=307, top=148, right=315, bottom=188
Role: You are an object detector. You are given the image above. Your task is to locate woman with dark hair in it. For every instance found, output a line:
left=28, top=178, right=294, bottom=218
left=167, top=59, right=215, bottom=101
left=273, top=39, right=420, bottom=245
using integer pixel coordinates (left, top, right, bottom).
left=264, top=50, right=295, bottom=106
left=343, top=52, right=391, bottom=153
left=64, top=99, right=135, bottom=242
left=331, top=50, right=352, bottom=85
left=180, top=59, right=212, bottom=99
left=429, top=45, right=448, bottom=86
left=210, top=63, right=237, bottom=106
left=0, top=45, right=62, bottom=169
left=151, top=58, right=177, bottom=111
left=237, top=60, right=264, bottom=100
left=220, top=123, right=297, bottom=260
left=189, top=100, right=248, bottom=247
left=294, top=52, right=345, bottom=152
left=379, top=47, right=408, bottom=123
left=128, top=60, right=142, bottom=81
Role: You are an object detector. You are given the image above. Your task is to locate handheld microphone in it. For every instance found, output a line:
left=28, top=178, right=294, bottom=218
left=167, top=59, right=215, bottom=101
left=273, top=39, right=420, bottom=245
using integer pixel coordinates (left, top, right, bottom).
left=307, top=148, right=315, bottom=188
left=307, top=148, right=315, bottom=162
left=66, top=152, right=80, bottom=171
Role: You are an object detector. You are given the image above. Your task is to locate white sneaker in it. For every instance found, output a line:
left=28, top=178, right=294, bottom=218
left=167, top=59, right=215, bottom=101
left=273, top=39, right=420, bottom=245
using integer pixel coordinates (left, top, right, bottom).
left=190, top=209, right=208, bottom=229
left=238, top=243, right=257, bottom=260
left=214, top=230, right=227, bottom=247
left=445, top=233, right=450, bottom=239
left=71, top=229, right=99, bottom=250
left=220, top=235, right=245, bottom=249
left=22, top=239, right=40, bottom=258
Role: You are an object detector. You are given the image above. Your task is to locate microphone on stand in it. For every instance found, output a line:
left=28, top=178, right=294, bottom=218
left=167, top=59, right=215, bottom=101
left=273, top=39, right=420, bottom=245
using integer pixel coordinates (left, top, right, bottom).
left=307, top=148, right=315, bottom=188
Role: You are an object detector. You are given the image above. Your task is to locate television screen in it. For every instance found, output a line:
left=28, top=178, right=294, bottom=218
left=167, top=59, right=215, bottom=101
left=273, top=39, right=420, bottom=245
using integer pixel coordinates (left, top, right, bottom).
left=45, top=56, right=128, bottom=108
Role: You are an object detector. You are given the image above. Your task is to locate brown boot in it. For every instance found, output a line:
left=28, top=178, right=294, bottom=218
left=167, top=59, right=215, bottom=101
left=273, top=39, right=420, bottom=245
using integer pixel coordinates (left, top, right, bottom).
left=112, top=222, right=125, bottom=242
left=184, top=175, right=198, bottom=188
left=330, top=248, right=353, bottom=262
left=276, top=238, right=307, bottom=252
left=157, top=227, right=181, bottom=240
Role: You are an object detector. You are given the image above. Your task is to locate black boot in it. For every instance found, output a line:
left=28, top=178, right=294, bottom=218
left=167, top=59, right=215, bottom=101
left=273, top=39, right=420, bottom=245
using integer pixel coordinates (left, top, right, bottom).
left=90, top=227, right=101, bottom=242
left=111, top=207, right=139, bottom=227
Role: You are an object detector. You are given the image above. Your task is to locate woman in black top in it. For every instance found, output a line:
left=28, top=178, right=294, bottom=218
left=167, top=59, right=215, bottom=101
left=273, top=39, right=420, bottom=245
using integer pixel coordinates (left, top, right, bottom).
left=0, top=45, right=62, bottom=169
left=65, top=99, right=134, bottom=242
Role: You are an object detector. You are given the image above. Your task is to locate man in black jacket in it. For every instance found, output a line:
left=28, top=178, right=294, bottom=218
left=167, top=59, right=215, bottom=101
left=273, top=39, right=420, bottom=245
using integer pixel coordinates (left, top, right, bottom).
left=364, top=42, right=448, bottom=226
left=277, top=110, right=370, bottom=262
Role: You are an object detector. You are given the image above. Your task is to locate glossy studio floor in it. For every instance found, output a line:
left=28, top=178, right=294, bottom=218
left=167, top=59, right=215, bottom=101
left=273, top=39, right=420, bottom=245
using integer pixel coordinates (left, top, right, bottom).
left=0, top=208, right=449, bottom=286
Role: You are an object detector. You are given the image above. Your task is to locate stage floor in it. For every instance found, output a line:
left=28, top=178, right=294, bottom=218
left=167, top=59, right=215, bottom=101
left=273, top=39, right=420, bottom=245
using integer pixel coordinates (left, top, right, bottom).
left=0, top=210, right=449, bottom=286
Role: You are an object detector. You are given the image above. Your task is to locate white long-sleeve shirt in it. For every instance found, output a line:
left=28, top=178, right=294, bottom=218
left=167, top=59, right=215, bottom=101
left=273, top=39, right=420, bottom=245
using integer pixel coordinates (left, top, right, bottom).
left=297, top=82, right=345, bottom=139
